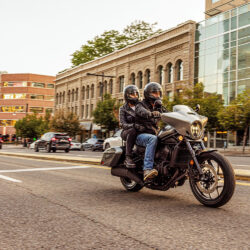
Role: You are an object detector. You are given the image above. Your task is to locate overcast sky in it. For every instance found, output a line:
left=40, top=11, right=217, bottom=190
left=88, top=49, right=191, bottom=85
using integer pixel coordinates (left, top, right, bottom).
left=0, top=0, right=205, bottom=76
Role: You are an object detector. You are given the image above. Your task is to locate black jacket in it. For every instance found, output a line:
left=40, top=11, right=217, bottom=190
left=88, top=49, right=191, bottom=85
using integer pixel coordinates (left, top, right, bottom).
left=135, top=99, right=168, bottom=135
left=119, top=103, right=136, bottom=131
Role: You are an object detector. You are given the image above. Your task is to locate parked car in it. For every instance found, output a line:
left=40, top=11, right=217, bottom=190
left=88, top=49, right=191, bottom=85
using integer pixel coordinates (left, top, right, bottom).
left=81, top=138, right=104, bottom=151
left=0, top=137, right=3, bottom=149
left=34, top=132, right=71, bottom=153
left=29, top=141, right=36, bottom=149
left=103, top=130, right=122, bottom=150
left=70, top=140, right=82, bottom=150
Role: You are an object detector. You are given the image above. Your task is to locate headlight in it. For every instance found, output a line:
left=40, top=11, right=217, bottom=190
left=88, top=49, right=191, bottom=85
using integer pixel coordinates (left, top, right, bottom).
left=190, top=121, right=202, bottom=139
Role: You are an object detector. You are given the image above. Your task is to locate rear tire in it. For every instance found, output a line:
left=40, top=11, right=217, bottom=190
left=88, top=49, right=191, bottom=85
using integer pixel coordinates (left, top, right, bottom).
left=46, top=144, right=51, bottom=153
left=35, top=145, right=39, bottom=152
left=65, top=148, right=69, bottom=153
left=52, top=148, right=56, bottom=153
left=120, top=177, right=143, bottom=192
left=189, top=151, right=235, bottom=208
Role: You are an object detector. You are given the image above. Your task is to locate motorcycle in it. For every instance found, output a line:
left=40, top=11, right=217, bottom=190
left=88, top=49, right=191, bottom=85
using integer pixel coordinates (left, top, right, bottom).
left=101, top=105, right=235, bottom=208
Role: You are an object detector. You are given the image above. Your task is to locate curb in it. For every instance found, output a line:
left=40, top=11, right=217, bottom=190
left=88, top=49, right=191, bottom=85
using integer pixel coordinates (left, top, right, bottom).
left=0, top=151, right=249, bottom=182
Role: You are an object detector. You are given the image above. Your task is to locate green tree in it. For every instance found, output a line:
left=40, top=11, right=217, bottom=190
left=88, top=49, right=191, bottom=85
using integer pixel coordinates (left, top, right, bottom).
left=71, top=20, right=162, bottom=66
left=50, top=110, right=81, bottom=137
left=93, top=94, right=119, bottom=135
left=217, top=90, right=250, bottom=152
left=15, top=113, right=48, bottom=140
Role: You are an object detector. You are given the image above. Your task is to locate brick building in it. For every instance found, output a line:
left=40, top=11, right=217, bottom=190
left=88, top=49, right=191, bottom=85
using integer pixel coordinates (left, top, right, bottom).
left=0, top=73, right=55, bottom=140
left=55, top=21, right=196, bottom=137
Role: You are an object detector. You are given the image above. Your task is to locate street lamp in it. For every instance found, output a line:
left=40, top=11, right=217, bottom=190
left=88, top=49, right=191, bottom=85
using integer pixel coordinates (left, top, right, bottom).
left=86, top=72, right=115, bottom=101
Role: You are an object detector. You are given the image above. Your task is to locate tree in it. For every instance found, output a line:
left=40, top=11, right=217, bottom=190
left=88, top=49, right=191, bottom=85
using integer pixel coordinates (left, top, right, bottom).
left=50, top=110, right=81, bottom=137
left=93, top=94, right=119, bottom=135
left=15, top=113, right=48, bottom=140
left=71, top=20, right=162, bottom=66
left=217, top=90, right=250, bottom=152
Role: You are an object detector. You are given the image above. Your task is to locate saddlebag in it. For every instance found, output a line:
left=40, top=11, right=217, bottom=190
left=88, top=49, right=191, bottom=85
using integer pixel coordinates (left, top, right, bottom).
left=101, top=147, right=124, bottom=167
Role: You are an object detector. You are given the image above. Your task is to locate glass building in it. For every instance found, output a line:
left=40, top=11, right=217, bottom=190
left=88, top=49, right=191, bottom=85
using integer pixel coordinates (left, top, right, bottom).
left=194, top=3, right=250, bottom=104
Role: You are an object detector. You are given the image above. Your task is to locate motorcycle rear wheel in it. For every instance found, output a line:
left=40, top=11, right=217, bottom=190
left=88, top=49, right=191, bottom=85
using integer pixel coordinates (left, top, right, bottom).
left=189, top=151, right=235, bottom=208
left=120, top=177, right=143, bottom=192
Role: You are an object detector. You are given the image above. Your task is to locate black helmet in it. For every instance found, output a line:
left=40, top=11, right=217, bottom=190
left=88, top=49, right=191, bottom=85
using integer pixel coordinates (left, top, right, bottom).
left=144, top=82, right=162, bottom=103
left=124, top=85, right=139, bottom=104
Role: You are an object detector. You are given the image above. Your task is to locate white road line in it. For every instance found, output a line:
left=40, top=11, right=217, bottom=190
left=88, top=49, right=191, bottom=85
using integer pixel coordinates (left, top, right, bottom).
left=234, top=165, right=250, bottom=167
left=0, top=174, right=22, bottom=183
left=0, top=165, right=90, bottom=173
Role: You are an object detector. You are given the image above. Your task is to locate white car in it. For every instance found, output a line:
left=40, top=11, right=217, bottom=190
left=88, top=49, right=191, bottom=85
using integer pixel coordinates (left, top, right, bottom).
left=29, top=141, right=36, bottom=149
left=103, top=130, right=123, bottom=150
left=70, top=140, right=82, bottom=150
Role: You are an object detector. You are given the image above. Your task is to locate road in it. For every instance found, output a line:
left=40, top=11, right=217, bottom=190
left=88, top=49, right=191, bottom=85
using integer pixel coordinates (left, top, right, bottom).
left=0, top=155, right=249, bottom=249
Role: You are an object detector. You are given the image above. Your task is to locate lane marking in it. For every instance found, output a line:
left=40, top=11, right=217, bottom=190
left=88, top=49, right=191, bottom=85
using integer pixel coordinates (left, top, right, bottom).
left=0, top=174, right=22, bottom=183
left=236, top=181, right=250, bottom=187
left=0, top=165, right=91, bottom=173
left=234, top=164, right=250, bottom=167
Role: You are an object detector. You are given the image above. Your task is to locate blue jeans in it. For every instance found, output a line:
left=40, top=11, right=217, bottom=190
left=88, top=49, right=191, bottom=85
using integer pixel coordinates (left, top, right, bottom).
left=136, top=133, right=158, bottom=171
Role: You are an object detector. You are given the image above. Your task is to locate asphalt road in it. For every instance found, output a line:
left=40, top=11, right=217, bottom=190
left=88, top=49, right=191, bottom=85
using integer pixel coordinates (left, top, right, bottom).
left=0, top=155, right=249, bottom=249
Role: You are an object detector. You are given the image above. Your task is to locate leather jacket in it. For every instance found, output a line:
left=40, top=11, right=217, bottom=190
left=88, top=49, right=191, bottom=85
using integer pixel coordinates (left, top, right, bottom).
left=119, top=103, right=136, bottom=131
left=135, top=99, right=168, bottom=135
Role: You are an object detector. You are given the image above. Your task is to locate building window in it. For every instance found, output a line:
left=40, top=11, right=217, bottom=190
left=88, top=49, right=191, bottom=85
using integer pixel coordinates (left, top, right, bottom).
left=75, top=106, right=78, bottom=115
left=82, top=86, right=85, bottom=100
left=104, top=81, right=108, bottom=94
left=0, top=106, right=24, bottom=112
left=3, top=93, right=26, bottom=99
left=91, top=84, right=94, bottom=98
left=0, top=120, right=17, bottom=126
left=29, top=107, right=44, bottom=113
left=86, top=105, right=89, bottom=118
left=75, top=88, right=79, bottom=101
left=63, top=91, right=65, bottom=103
left=46, top=108, right=53, bottom=113
left=145, top=69, right=150, bottom=84
left=3, top=81, right=27, bottom=87
left=47, top=83, right=54, bottom=88
left=59, top=93, right=62, bottom=104
left=86, top=85, right=90, bottom=99
left=81, top=105, right=84, bottom=118
left=176, top=60, right=183, bottom=81
left=138, top=71, right=143, bottom=89
left=167, top=63, right=173, bottom=83
left=119, top=76, right=124, bottom=93
left=130, top=73, right=136, bottom=85
left=31, top=82, right=45, bottom=88
left=72, top=89, right=75, bottom=102
left=90, top=104, right=94, bottom=117
left=99, top=82, right=103, bottom=97
left=158, top=65, right=163, bottom=85
left=30, top=94, right=44, bottom=100
left=109, top=79, right=113, bottom=94
left=212, top=0, right=219, bottom=3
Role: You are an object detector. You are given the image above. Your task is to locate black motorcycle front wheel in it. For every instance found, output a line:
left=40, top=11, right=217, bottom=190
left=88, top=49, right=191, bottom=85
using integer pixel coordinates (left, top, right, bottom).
left=189, top=151, right=235, bottom=208
left=120, top=177, right=143, bottom=192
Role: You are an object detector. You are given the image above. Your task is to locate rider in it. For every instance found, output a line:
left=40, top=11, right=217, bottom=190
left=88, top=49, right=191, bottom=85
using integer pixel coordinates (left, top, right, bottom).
left=119, top=85, right=140, bottom=168
left=134, top=82, right=167, bottom=181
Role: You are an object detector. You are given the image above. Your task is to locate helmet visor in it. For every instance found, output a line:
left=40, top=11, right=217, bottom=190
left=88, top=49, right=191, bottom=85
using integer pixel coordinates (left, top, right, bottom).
left=128, top=91, right=139, bottom=99
left=150, top=90, right=162, bottom=98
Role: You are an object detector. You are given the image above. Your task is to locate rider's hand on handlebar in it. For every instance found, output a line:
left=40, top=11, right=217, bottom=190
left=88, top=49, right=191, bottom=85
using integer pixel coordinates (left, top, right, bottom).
left=151, top=111, right=161, bottom=118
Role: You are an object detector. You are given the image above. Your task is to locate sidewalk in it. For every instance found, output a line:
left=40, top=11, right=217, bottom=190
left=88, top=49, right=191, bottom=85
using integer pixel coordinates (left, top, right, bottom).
left=0, top=150, right=249, bottom=181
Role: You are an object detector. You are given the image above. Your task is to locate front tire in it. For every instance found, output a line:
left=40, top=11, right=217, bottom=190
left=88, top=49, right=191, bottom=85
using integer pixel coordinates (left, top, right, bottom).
left=46, top=144, right=51, bottom=153
left=120, top=177, right=143, bottom=192
left=65, top=148, right=69, bottom=153
left=35, top=145, right=39, bottom=152
left=189, top=151, right=235, bottom=208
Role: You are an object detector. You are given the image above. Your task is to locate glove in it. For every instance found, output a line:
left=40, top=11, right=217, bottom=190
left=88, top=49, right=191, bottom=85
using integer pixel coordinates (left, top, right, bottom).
left=151, top=111, right=161, bottom=118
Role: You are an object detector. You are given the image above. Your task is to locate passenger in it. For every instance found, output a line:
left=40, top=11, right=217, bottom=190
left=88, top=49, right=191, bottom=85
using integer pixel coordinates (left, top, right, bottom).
left=119, top=85, right=140, bottom=168
left=134, top=82, right=168, bottom=181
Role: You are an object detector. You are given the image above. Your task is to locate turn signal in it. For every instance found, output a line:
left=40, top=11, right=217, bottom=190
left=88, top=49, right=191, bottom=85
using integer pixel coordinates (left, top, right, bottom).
left=178, top=136, right=183, bottom=141
left=190, top=160, right=194, bottom=165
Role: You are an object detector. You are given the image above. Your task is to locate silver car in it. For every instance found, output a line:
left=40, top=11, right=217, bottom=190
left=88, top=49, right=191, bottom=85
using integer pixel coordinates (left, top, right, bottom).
left=103, top=130, right=122, bottom=150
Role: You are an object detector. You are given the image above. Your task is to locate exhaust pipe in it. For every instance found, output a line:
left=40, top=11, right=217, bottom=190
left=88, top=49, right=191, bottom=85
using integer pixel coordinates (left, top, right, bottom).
left=111, top=167, right=144, bottom=186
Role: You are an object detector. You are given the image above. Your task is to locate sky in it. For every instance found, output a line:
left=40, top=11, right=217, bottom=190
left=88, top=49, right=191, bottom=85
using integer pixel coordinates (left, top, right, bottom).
left=0, top=0, right=205, bottom=76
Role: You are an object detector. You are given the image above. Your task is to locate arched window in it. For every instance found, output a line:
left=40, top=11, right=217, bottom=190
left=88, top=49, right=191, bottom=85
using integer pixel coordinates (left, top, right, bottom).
left=158, top=65, right=163, bottom=85
left=75, top=88, right=79, bottom=101
left=119, top=76, right=124, bottom=93
left=104, top=80, right=108, bottom=94
left=68, top=90, right=71, bottom=102
left=176, top=60, right=183, bottom=81
left=59, top=92, right=62, bottom=104
left=167, top=63, right=173, bottom=83
left=56, top=93, right=59, bottom=105
left=63, top=91, right=65, bottom=103
left=130, top=73, right=136, bottom=85
left=138, top=71, right=143, bottom=89
left=82, top=86, right=85, bottom=100
left=109, top=79, right=113, bottom=94
left=86, top=85, right=90, bottom=99
left=145, top=69, right=150, bottom=84
left=72, top=89, right=75, bottom=102
left=91, top=84, right=94, bottom=98
left=99, top=82, right=103, bottom=97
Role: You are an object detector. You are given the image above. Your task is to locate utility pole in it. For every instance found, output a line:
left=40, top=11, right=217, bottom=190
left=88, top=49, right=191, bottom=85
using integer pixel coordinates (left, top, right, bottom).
left=86, top=72, right=115, bottom=101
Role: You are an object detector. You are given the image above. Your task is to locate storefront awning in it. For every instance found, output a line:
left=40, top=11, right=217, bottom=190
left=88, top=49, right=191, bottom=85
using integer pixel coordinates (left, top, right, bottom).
left=80, top=122, right=92, bottom=130
left=92, top=124, right=101, bottom=131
